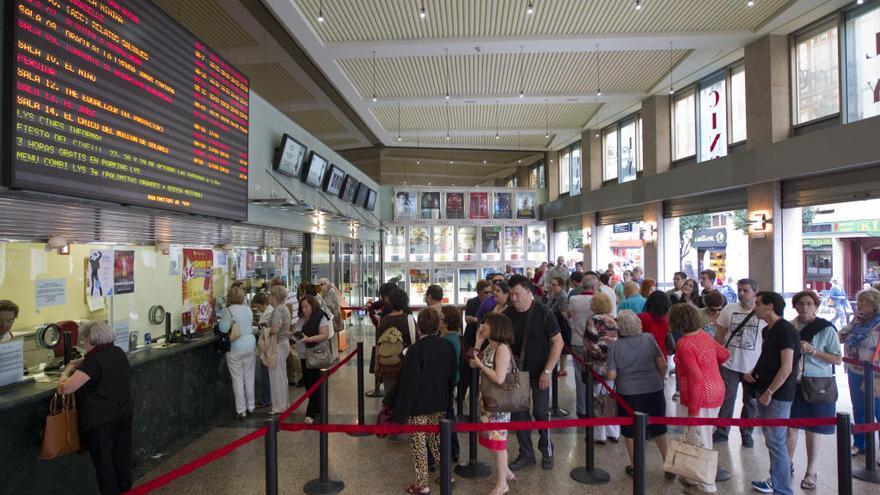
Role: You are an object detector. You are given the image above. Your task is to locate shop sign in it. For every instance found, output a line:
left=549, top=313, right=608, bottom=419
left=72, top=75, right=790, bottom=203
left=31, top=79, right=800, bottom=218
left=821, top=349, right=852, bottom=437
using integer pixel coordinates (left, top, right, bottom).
left=692, top=228, right=727, bottom=248
left=834, top=219, right=880, bottom=235
left=613, top=223, right=633, bottom=234
left=803, top=238, right=833, bottom=248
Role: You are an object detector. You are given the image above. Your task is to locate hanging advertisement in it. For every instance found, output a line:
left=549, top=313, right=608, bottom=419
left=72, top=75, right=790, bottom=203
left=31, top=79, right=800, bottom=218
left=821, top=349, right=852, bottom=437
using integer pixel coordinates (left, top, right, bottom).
left=409, top=268, right=430, bottom=303
left=469, top=192, right=489, bottom=219
left=516, top=192, right=536, bottom=219
left=445, top=192, right=466, bottom=219
left=493, top=192, right=512, bottom=219
left=698, top=77, right=728, bottom=161
left=113, top=251, right=135, bottom=295
left=527, top=225, right=548, bottom=260
left=384, top=268, right=406, bottom=291
left=458, top=269, right=478, bottom=304
left=384, top=226, right=407, bottom=262
left=433, top=267, right=454, bottom=303
left=182, top=249, right=215, bottom=333
left=394, top=190, right=417, bottom=219
left=619, top=119, right=638, bottom=183
left=481, top=226, right=502, bottom=261
left=87, top=249, right=114, bottom=297
left=409, top=226, right=431, bottom=262
left=504, top=226, right=525, bottom=261
left=433, top=226, right=455, bottom=262
left=273, top=250, right=289, bottom=279
left=457, top=226, right=477, bottom=262
left=420, top=192, right=441, bottom=219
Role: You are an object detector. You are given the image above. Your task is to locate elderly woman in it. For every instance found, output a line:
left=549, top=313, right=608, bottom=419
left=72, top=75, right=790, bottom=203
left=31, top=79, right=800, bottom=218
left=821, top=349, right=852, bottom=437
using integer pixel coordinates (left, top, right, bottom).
left=57, top=321, right=133, bottom=495
left=588, top=292, right=621, bottom=443
left=618, top=281, right=646, bottom=314
left=606, top=310, right=670, bottom=477
left=640, top=278, right=657, bottom=299
left=839, top=288, right=880, bottom=456
left=785, top=290, right=841, bottom=490
left=219, top=286, right=258, bottom=419
left=699, top=290, right=726, bottom=339
left=615, top=270, right=634, bottom=302
left=265, top=285, right=292, bottom=414
left=293, top=295, right=331, bottom=424
left=670, top=304, right=730, bottom=494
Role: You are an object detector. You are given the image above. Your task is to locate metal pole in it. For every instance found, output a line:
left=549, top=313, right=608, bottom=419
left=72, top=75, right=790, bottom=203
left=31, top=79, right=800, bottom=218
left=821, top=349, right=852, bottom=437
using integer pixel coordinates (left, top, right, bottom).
left=264, top=418, right=278, bottom=495
left=454, top=369, right=491, bottom=478
left=853, top=360, right=880, bottom=483
left=440, top=419, right=453, bottom=495
left=570, top=366, right=609, bottom=484
left=632, top=412, right=647, bottom=495
left=837, top=413, right=853, bottom=495
left=550, top=364, right=569, bottom=417
left=303, top=370, right=345, bottom=494
left=349, top=343, right=369, bottom=437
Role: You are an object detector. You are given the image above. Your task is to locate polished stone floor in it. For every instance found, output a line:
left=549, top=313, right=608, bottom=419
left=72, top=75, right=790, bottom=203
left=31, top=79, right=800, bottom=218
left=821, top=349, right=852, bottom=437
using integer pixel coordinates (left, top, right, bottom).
left=136, top=323, right=878, bottom=494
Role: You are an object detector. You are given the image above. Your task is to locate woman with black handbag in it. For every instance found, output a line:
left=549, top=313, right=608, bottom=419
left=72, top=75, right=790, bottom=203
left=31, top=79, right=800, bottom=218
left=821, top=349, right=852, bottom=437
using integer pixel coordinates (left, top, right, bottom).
left=293, top=295, right=331, bottom=424
left=786, top=291, right=841, bottom=490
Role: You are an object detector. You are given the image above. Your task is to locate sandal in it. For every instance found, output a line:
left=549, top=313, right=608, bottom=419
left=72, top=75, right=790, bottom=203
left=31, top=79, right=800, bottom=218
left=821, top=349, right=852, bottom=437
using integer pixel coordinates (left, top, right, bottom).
left=800, top=473, right=817, bottom=490
left=405, top=484, right=430, bottom=494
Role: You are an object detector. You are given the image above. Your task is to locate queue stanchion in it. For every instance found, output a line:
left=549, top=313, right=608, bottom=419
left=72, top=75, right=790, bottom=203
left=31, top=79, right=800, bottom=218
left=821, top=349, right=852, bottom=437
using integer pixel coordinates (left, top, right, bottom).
left=440, top=419, right=454, bottom=495
left=570, top=367, right=610, bottom=484
left=853, top=359, right=880, bottom=484
left=348, top=342, right=369, bottom=437
left=837, top=413, right=854, bottom=495
left=632, top=412, right=647, bottom=495
left=265, top=418, right=278, bottom=495
left=454, top=369, right=491, bottom=479
left=550, top=364, right=569, bottom=417
left=303, top=370, right=345, bottom=495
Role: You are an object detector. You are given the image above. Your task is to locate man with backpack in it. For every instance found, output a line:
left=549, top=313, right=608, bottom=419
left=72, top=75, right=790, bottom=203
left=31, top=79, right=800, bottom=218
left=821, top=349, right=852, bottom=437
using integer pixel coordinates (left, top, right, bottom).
left=374, top=289, right=418, bottom=395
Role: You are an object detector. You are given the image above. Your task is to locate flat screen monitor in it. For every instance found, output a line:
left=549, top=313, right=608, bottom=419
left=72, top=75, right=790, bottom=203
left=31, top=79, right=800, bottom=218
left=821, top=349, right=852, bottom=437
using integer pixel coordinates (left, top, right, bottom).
left=274, top=135, right=307, bottom=178
left=301, top=152, right=329, bottom=188
left=354, top=183, right=370, bottom=208
left=365, top=189, right=377, bottom=211
left=322, top=165, right=345, bottom=196
left=5, top=0, right=250, bottom=221
left=340, top=175, right=359, bottom=202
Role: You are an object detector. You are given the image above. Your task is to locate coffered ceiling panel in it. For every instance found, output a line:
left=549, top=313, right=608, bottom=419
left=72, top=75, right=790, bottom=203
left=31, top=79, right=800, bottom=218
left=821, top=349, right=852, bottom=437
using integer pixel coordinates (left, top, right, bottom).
left=237, top=63, right=315, bottom=103
left=286, top=110, right=349, bottom=134
left=410, top=134, right=552, bottom=149
left=293, top=0, right=790, bottom=43
left=373, top=102, right=597, bottom=132
left=154, top=0, right=259, bottom=49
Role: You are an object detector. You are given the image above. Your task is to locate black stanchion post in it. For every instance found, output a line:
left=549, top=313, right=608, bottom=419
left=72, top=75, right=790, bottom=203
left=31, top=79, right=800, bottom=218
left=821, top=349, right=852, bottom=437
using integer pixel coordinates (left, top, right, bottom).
left=454, top=370, right=491, bottom=479
left=550, top=364, right=569, bottom=417
left=265, top=418, right=278, bottom=495
left=632, top=412, right=647, bottom=495
left=837, top=413, right=854, bottom=495
left=349, top=343, right=369, bottom=437
left=304, top=370, right=345, bottom=495
left=854, top=360, right=880, bottom=484
left=440, top=419, right=453, bottom=495
left=571, top=368, right=610, bottom=484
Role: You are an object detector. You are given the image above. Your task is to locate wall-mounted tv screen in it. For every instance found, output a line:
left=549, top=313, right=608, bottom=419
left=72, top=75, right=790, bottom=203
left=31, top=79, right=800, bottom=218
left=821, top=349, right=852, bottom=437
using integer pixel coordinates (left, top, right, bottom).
left=301, top=152, right=329, bottom=188
left=341, top=176, right=359, bottom=202
left=322, top=165, right=345, bottom=196
left=5, top=0, right=250, bottom=221
left=365, top=189, right=377, bottom=211
left=274, top=135, right=307, bottom=178
left=354, top=183, right=370, bottom=208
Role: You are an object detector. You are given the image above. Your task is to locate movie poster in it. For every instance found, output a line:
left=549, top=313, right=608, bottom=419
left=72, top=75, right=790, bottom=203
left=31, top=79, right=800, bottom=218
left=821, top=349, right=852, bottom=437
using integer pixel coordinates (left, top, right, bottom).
left=433, top=267, right=454, bottom=303
left=273, top=250, right=289, bottom=279
left=394, top=190, right=417, bottom=219
left=420, top=192, right=441, bottom=219
left=482, top=267, right=500, bottom=279
left=493, top=192, right=512, bottom=219
left=527, top=225, right=548, bottom=260
left=458, top=269, right=478, bottom=304
left=481, top=226, right=502, bottom=261
left=86, top=249, right=114, bottom=297
left=504, top=226, right=524, bottom=261
left=516, top=192, right=536, bottom=219
left=445, top=192, right=465, bottom=219
left=409, top=268, right=430, bottom=303
left=384, top=226, right=407, bottom=262
left=113, top=251, right=135, bottom=294
left=469, top=192, right=489, bottom=219
left=409, top=226, right=430, bottom=262
left=182, top=249, right=215, bottom=332
left=433, top=226, right=454, bottom=262
left=457, top=226, right=477, bottom=262
left=384, top=268, right=406, bottom=291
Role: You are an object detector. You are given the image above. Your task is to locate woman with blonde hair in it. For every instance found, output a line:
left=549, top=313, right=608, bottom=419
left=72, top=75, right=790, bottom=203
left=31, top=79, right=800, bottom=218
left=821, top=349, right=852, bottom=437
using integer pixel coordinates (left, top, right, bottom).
left=218, top=286, right=258, bottom=418
left=263, top=285, right=291, bottom=414
left=588, top=292, right=620, bottom=443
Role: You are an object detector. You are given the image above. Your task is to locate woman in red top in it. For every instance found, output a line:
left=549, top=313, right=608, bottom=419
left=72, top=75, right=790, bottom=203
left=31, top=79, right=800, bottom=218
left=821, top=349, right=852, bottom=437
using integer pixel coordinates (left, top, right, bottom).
left=669, top=303, right=730, bottom=494
left=638, top=291, right=672, bottom=356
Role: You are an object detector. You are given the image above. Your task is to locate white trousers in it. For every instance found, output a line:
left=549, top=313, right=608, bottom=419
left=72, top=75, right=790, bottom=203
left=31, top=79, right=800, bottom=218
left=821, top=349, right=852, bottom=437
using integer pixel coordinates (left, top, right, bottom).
left=226, top=350, right=256, bottom=414
left=593, top=380, right=621, bottom=441
left=268, top=340, right=291, bottom=414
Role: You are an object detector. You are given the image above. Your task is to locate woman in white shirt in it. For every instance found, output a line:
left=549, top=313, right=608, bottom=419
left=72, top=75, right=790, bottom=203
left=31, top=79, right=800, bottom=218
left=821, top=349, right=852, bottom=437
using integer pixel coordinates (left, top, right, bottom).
left=218, top=287, right=257, bottom=419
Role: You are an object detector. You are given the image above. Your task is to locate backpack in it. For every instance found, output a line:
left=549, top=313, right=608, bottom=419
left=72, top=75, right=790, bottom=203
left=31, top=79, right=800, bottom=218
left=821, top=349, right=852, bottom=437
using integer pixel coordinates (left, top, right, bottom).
left=376, top=327, right=405, bottom=366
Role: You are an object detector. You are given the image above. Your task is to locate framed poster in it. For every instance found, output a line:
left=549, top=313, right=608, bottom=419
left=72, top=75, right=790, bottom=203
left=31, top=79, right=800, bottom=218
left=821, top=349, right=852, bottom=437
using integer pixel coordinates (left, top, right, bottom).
left=493, top=192, right=512, bottom=219
left=394, top=190, right=417, bottom=219
left=445, top=192, right=466, bottom=219
left=482, top=267, right=500, bottom=279
left=516, top=192, right=536, bottom=219
left=433, top=226, right=454, bottom=262
left=504, top=226, right=525, bottom=261
left=481, top=226, right=502, bottom=261
left=384, top=226, right=407, bottom=262
left=114, top=251, right=135, bottom=295
left=433, top=267, right=454, bottom=303
left=409, top=268, right=430, bottom=304
left=420, top=192, right=441, bottom=219
left=457, top=226, right=477, bottom=262
left=87, top=250, right=114, bottom=297
left=469, top=192, right=489, bottom=219
left=527, top=224, right=548, bottom=260
left=409, top=226, right=431, bottom=262
left=182, top=249, right=215, bottom=333
left=458, top=269, right=478, bottom=304
left=385, top=268, right=406, bottom=291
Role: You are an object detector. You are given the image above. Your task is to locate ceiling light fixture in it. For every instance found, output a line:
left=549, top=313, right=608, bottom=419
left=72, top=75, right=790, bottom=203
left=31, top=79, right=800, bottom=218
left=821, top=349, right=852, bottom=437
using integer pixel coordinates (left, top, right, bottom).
left=317, top=0, right=325, bottom=22
left=483, top=160, right=487, bottom=164
left=635, top=0, right=641, bottom=10
left=444, top=48, right=451, bottom=100
left=420, top=0, right=427, bottom=18
left=668, top=41, right=675, bottom=95
left=494, top=99, right=500, bottom=140
left=526, top=1, right=534, bottom=15
left=396, top=102, right=402, bottom=142
left=370, top=50, right=378, bottom=102
left=445, top=100, right=451, bottom=141
left=543, top=100, right=549, bottom=138
left=416, top=135, right=421, bottom=165
left=747, top=0, right=754, bottom=6
left=518, top=46, right=525, bottom=98
left=857, top=0, right=864, bottom=4
left=595, top=44, right=602, bottom=97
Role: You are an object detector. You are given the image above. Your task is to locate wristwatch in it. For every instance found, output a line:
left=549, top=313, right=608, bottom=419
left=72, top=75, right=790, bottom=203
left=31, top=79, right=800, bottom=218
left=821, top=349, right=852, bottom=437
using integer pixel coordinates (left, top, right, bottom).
left=543, top=369, right=552, bottom=375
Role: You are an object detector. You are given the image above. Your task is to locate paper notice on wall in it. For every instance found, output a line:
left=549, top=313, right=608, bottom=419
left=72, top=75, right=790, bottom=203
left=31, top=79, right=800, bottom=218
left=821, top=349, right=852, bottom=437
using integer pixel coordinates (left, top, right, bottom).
left=113, top=321, right=130, bottom=353
left=183, top=249, right=215, bottom=332
left=87, top=296, right=105, bottom=312
left=86, top=249, right=114, bottom=297
left=35, top=279, right=66, bottom=308
left=0, top=339, right=24, bottom=387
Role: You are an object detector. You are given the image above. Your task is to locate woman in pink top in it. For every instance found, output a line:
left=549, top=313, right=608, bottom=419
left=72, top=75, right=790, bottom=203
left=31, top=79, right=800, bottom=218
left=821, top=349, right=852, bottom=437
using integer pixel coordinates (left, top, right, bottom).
left=669, top=303, right=730, bottom=494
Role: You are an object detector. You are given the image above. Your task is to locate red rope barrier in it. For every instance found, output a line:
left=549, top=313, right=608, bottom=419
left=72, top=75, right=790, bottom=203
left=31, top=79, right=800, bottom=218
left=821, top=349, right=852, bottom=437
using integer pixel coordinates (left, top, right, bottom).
left=648, top=416, right=838, bottom=428
left=279, top=416, right=635, bottom=435
left=854, top=422, right=880, bottom=434
left=841, top=356, right=880, bottom=373
left=277, top=347, right=360, bottom=422
left=564, top=344, right=635, bottom=415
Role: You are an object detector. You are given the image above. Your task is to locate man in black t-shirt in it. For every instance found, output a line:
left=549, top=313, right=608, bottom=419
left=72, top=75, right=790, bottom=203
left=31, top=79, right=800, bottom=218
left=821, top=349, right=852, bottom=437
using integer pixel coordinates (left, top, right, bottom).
left=504, top=275, right=564, bottom=471
left=743, top=291, right=799, bottom=495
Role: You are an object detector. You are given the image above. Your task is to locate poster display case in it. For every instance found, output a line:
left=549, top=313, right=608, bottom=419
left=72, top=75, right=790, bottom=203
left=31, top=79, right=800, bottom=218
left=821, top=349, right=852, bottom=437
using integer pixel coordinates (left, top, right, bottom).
left=457, top=226, right=478, bottom=262
left=527, top=225, right=548, bottom=261
left=433, top=226, right=455, bottom=262
left=385, top=267, right=407, bottom=291
left=481, top=226, right=502, bottom=261
left=384, top=226, right=407, bottom=262
left=410, top=226, right=431, bottom=262
left=409, top=267, right=430, bottom=303
left=433, top=267, right=455, bottom=303
left=504, top=226, right=525, bottom=261
left=445, top=193, right=466, bottom=219
left=458, top=269, right=478, bottom=304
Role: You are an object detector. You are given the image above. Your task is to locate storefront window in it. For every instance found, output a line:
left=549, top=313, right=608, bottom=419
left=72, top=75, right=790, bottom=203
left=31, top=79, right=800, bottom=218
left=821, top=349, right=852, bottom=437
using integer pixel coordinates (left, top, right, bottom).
left=795, top=23, right=840, bottom=123
left=672, top=89, right=696, bottom=160
left=845, top=5, right=880, bottom=122
left=559, top=148, right=570, bottom=195
left=667, top=211, right=750, bottom=289
left=698, top=75, right=728, bottom=161
left=570, top=144, right=582, bottom=196
left=729, top=64, right=747, bottom=143
left=602, top=126, right=618, bottom=181
left=602, top=222, right=644, bottom=274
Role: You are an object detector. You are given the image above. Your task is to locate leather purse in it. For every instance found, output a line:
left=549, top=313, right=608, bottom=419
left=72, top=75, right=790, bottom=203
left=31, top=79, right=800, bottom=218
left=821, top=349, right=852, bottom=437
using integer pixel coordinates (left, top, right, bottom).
left=663, top=427, right=718, bottom=485
left=592, top=393, right=617, bottom=418
left=799, top=355, right=838, bottom=403
left=39, top=394, right=80, bottom=460
left=305, top=341, right=335, bottom=369
left=480, top=363, right=531, bottom=413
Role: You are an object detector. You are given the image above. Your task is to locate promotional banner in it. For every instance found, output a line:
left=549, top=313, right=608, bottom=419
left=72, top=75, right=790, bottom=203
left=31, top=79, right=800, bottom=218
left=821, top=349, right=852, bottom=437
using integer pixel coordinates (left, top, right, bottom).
left=457, top=226, right=477, bottom=262
left=445, top=192, right=465, bottom=219
left=394, top=190, right=417, bottom=219
left=469, top=192, right=489, bottom=219
left=481, top=226, right=502, bottom=261
left=409, top=268, right=430, bottom=303
left=433, top=267, right=454, bottom=303
left=182, top=249, right=215, bottom=332
left=527, top=225, right=548, bottom=260
left=113, top=251, right=135, bottom=295
left=504, top=226, right=525, bottom=261
left=493, top=192, right=512, bottom=219
left=409, top=226, right=431, bottom=262
left=433, top=226, right=454, bottom=262
left=384, top=226, right=407, bottom=262
left=87, top=249, right=114, bottom=297
left=458, top=269, right=478, bottom=304
left=420, top=192, right=441, bottom=219
left=515, top=192, right=536, bottom=219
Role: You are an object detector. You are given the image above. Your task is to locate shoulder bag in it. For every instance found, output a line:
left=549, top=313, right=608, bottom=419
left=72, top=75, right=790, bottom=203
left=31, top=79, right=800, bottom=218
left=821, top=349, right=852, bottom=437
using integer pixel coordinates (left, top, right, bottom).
left=480, top=344, right=531, bottom=413
left=663, top=427, right=718, bottom=485
left=799, top=329, right=838, bottom=403
left=305, top=340, right=335, bottom=369
left=724, top=310, right=756, bottom=348
left=39, top=394, right=80, bottom=460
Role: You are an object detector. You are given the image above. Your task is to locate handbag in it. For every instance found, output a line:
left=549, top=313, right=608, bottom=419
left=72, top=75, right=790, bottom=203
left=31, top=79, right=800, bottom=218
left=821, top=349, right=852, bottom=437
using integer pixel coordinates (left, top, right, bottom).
left=229, top=321, right=241, bottom=342
left=305, top=340, right=335, bottom=369
left=592, top=392, right=617, bottom=418
left=799, top=354, right=838, bottom=404
left=39, top=394, right=80, bottom=460
left=480, top=359, right=531, bottom=413
left=375, top=404, right=394, bottom=439
left=663, top=427, right=718, bottom=485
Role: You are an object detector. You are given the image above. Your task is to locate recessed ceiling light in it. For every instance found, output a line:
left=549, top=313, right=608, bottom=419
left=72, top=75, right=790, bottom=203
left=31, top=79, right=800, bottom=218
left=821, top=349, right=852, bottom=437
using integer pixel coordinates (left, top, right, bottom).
left=420, top=6, right=427, bottom=18
left=634, top=0, right=641, bottom=10
left=526, top=1, right=534, bottom=15
left=483, top=160, right=487, bottom=164
left=449, top=160, right=454, bottom=164
left=416, top=160, right=421, bottom=165
left=517, top=159, right=522, bottom=163
left=371, top=95, right=377, bottom=102
left=747, top=0, right=754, bottom=6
